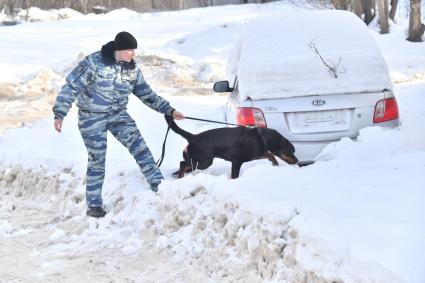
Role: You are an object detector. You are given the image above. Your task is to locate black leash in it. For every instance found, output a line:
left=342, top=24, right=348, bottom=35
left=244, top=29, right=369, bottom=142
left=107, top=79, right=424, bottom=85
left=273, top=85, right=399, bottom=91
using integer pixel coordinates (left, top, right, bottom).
left=155, top=115, right=254, bottom=167
left=156, top=124, right=171, bottom=167
left=184, top=116, right=246, bottom=127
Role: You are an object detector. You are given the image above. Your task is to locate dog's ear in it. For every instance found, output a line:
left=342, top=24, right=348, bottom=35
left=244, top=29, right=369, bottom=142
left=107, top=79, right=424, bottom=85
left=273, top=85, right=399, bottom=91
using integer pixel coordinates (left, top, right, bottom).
left=280, top=136, right=295, bottom=153
left=282, top=140, right=295, bottom=154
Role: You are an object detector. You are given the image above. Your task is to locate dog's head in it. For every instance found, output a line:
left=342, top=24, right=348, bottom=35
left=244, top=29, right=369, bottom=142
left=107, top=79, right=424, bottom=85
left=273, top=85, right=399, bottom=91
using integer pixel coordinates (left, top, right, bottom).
left=263, top=129, right=298, bottom=165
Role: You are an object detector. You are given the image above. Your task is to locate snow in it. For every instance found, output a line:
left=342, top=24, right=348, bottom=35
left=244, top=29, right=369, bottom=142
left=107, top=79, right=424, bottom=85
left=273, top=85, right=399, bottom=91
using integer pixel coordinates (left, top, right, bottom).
left=49, top=228, right=66, bottom=241
left=1, top=2, right=425, bottom=282
left=16, top=7, right=84, bottom=22
left=102, top=8, right=140, bottom=19
left=235, top=10, right=393, bottom=100
left=0, top=9, right=8, bottom=22
left=370, top=17, right=425, bottom=84
left=0, top=3, right=264, bottom=84
left=1, top=7, right=84, bottom=24
left=0, top=220, right=13, bottom=237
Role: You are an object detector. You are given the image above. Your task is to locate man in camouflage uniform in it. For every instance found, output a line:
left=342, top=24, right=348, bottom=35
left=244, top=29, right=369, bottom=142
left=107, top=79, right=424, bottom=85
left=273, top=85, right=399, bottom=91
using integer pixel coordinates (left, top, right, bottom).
left=53, top=31, right=184, bottom=218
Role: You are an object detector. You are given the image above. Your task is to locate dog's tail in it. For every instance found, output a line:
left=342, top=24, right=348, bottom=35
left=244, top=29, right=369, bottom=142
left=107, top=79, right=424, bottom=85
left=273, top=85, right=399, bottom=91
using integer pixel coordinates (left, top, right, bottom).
left=164, top=114, right=194, bottom=141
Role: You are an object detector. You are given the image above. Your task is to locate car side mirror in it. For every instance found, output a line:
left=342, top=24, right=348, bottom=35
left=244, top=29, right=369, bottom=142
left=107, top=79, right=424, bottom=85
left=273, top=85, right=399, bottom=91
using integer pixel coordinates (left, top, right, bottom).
left=213, top=81, right=233, bottom=93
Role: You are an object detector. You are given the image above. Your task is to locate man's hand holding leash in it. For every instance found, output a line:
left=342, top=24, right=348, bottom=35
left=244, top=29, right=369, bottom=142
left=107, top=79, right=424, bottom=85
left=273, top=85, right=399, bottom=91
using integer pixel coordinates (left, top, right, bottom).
left=171, top=110, right=185, bottom=120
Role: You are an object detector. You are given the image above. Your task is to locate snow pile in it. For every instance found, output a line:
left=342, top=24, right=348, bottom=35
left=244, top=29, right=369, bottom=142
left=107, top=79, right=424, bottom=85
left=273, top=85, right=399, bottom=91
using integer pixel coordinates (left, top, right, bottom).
left=0, top=82, right=15, bottom=99
left=0, top=161, right=400, bottom=282
left=0, top=220, right=13, bottom=237
left=16, top=7, right=57, bottom=21
left=0, top=8, right=7, bottom=22
left=154, top=180, right=293, bottom=279
left=103, top=8, right=139, bottom=19
left=235, top=10, right=393, bottom=100
left=153, top=179, right=401, bottom=282
left=137, top=54, right=219, bottom=96
left=0, top=68, right=62, bottom=133
left=17, top=7, right=83, bottom=22
left=0, top=165, right=61, bottom=199
left=162, top=22, right=245, bottom=83
left=19, top=68, right=62, bottom=97
left=55, top=8, right=85, bottom=19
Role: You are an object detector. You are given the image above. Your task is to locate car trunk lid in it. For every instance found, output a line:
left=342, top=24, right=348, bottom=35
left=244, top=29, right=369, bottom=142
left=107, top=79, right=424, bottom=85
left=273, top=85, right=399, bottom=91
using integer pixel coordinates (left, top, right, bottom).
left=250, top=92, right=385, bottom=142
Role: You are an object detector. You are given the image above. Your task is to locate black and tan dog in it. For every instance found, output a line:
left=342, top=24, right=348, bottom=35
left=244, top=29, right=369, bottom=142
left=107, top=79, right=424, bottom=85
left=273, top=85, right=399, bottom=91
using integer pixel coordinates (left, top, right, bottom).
left=165, top=115, right=298, bottom=179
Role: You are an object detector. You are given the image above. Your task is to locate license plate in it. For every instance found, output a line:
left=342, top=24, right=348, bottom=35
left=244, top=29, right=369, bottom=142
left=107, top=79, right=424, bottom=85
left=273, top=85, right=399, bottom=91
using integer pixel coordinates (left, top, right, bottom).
left=287, top=109, right=352, bottom=134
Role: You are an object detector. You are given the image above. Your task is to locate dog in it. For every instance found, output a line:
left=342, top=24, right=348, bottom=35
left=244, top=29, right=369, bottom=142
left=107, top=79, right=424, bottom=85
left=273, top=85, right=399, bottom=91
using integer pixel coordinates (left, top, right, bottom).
left=165, top=115, right=298, bottom=179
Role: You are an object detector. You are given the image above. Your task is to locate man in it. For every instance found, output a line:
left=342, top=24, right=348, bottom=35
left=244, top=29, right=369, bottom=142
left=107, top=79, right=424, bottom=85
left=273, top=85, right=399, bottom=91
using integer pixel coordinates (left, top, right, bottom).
left=53, top=31, right=184, bottom=218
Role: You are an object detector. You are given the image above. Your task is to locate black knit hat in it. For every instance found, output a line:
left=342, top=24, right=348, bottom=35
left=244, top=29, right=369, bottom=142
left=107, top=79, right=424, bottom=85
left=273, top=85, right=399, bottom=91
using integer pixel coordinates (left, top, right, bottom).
left=114, top=31, right=137, bottom=50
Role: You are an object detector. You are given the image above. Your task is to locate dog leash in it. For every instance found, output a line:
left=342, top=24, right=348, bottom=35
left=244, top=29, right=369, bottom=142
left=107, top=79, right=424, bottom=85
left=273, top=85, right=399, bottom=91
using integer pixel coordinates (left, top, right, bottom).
left=156, top=124, right=171, bottom=167
left=155, top=115, right=256, bottom=167
left=184, top=117, right=267, bottom=148
left=184, top=116, right=249, bottom=127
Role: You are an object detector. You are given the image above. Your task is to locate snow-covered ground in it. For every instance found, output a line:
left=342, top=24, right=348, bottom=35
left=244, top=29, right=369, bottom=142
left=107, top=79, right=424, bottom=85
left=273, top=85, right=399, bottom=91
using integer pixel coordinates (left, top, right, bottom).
left=1, top=2, right=424, bottom=282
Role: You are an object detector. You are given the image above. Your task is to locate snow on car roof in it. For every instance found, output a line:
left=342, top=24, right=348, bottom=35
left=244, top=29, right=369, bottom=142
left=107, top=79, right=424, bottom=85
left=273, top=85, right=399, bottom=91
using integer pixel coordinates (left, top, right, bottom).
left=233, top=10, right=393, bottom=100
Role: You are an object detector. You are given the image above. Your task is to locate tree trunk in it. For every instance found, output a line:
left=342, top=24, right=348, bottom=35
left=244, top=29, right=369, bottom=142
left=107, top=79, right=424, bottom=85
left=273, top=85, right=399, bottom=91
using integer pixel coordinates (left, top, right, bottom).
left=389, top=0, right=398, bottom=20
left=377, top=0, right=389, bottom=33
left=362, top=0, right=375, bottom=24
left=25, top=0, right=31, bottom=21
left=407, top=0, right=425, bottom=42
left=351, top=0, right=363, bottom=17
left=80, top=0, right=88, bottom=14
left=331, top=0, right=348, bottom=9
left=4, top=0, right=16, bottom=15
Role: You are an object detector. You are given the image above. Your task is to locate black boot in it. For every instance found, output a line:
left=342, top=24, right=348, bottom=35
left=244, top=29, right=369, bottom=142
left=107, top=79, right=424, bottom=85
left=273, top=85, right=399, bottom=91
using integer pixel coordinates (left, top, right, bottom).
left=87, top=206, right=107, bottom=218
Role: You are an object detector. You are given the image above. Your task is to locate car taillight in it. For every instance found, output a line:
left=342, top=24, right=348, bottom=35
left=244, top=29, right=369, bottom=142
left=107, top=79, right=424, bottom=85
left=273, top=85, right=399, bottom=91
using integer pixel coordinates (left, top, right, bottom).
left=236, top=107, right=267, bottom=127
left=373, top=97, right=399, bottom=123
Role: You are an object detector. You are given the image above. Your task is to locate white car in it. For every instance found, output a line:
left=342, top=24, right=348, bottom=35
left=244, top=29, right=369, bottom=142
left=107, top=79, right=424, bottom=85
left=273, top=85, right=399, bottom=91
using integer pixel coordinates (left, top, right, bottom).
left=214, top=10, right=399, bottom=165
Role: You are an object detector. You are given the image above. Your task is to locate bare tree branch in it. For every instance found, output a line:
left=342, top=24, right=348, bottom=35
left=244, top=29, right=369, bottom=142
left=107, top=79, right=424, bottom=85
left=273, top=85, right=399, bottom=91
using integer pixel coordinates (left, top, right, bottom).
left=308, top=39, right=345, bottom=79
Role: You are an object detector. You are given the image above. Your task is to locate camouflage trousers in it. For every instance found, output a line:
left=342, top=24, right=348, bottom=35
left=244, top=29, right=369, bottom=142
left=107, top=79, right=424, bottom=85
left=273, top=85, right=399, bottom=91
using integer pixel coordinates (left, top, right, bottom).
left=78, top=110, right=163, bottom=207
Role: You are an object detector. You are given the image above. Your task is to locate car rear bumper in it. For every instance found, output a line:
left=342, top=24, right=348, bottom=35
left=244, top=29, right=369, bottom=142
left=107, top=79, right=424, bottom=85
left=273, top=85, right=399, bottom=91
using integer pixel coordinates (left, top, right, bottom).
left=292, top=140, right=333, bottom=163
left=373, top=118, right=400, bottom=129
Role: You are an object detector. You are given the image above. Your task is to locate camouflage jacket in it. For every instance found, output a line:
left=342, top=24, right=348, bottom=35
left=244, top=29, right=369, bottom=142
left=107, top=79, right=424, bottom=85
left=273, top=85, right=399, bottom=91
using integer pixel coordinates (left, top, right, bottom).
left=52, top=41, right=174, bottom=120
